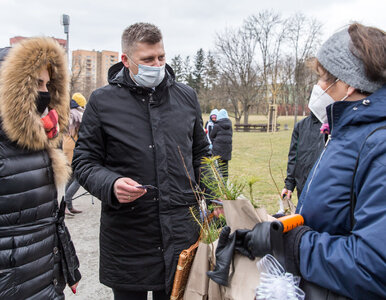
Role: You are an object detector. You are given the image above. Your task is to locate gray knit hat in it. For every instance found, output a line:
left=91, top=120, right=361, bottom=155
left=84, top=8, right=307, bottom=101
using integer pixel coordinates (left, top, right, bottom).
left=317, top=28, right=383, bottom=93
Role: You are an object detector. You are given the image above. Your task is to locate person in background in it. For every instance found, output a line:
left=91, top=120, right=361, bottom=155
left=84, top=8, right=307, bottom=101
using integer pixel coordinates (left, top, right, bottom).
left=0, top=47, right=10, bottom=67
left=0, top=37, right=81, bottom=299
left=281, top=111, right=326, bottom=201
left=62, top=92, right=86, bottom=215
left=210, top=108, right=233, bottom=179
left=72, top=23, right=210, bottom=300
left=204, top=108, right=218, bottom=148
left=238, top=23, right=386, bottom=299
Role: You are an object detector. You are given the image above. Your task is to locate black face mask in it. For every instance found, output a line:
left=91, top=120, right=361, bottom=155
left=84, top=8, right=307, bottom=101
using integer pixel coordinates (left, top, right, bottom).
left=36, top=91, right=51, bottom=115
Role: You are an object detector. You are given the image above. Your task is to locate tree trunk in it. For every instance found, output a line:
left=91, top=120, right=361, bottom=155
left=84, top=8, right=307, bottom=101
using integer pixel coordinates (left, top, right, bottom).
left=243, top=103, right=249, bottom=124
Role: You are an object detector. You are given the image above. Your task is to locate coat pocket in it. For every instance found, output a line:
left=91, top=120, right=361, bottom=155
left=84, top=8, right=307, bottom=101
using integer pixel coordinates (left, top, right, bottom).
left=169, top=191, right=198, bottom=207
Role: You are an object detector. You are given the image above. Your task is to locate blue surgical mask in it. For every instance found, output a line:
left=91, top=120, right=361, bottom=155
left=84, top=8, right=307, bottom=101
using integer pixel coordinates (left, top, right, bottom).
left=128, top=57, right=165, bottom=88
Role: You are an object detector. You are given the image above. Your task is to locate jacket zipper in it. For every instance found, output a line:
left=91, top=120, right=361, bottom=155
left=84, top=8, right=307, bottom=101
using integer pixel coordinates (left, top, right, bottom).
left=299, top=104, right=334, bottom=214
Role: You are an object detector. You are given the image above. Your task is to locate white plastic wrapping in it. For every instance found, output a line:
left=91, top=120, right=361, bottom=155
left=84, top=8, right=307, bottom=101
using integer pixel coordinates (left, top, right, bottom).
left=255, top=254, right=305, bottom=300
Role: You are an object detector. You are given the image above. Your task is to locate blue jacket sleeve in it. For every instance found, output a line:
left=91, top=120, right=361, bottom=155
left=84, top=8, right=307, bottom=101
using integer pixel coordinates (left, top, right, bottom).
left=299, top=133, right=386, bottom=299
left=72, top=92, right=122, bottom=208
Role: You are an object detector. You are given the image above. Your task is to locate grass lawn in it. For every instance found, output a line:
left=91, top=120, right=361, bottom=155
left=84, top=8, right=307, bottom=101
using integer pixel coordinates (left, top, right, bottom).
left=203, top=114, right=306, bottom=214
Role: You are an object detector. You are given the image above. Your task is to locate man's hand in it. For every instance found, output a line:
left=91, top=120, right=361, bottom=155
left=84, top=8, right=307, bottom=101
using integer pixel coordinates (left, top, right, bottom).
left=114, top=177, right=147, bottom=203
left=281, top=188, right=292, bottom=199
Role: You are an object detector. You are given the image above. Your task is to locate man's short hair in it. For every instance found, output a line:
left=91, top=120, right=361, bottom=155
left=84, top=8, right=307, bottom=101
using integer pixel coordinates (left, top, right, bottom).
left=121, top=23, right=163, bottom=55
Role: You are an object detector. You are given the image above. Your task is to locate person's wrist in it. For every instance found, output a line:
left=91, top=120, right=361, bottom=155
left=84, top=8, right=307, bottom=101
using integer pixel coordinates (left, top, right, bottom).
left=282, top=226, right=312, bottom=275
left=67, top=268, right=81, bottom=286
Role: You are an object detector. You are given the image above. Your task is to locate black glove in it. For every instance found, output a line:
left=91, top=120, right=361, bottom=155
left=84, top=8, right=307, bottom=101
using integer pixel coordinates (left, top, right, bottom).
left=207, top=226, right=251, bottom=286
left=207, top=226, right=235, bottom=286
left=234, top=229, right=254, bottom=259
left=244, top=222, right=273, bottom=257
left=244, top=221, right=312, bottom=275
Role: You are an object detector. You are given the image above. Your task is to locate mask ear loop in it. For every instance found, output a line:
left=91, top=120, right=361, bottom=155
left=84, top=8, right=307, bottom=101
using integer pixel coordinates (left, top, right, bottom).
left=322, top=78, right=339, bottom=94
left=126, top=55, right=138, bottom=67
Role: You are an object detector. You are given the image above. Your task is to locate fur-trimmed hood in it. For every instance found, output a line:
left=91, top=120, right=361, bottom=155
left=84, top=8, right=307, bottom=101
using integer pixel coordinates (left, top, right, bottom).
left=0, top=37, right=70, bottom=186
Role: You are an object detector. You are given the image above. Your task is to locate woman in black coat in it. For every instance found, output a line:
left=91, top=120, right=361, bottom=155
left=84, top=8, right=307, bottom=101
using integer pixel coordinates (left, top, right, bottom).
left=0, top=37, right=81, bottom=299
left=210, top=109, right=233, bottom=179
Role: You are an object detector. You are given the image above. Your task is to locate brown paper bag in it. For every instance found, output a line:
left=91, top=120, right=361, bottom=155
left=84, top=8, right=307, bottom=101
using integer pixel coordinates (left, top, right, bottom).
left=171, top=240, right=200, bottom=300
left=221, top=196, right=274, bottom=300
left=207, top=240, right=224, bottom=300
left=222, top=254, right=260, bottom=300
left=256, top=207, right=276, bottom=222
left=183, top=242, right=210, bottom=300
left=222, top=196, right=265, bottom=232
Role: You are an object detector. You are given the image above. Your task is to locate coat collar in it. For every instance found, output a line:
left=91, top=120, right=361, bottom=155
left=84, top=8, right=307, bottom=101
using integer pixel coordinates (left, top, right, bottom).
left=327, top=85, right=386, bottom=134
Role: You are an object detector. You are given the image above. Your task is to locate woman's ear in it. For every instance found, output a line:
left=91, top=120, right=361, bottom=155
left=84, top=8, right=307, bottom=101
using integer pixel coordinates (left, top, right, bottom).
left=347, top=86, right=356, bottom=97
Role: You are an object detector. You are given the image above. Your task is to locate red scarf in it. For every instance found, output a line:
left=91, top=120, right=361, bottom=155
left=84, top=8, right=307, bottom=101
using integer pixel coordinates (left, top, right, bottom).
left=41, top=109, right=59, bottom=139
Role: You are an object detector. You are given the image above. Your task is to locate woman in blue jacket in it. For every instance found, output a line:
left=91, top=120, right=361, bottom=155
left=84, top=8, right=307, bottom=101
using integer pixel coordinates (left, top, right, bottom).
left=238, top=23, right=386, bottom=299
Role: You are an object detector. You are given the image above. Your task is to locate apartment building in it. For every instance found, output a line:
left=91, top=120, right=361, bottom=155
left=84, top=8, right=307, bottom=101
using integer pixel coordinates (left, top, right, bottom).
left=72, top=49, right=118, bottom=98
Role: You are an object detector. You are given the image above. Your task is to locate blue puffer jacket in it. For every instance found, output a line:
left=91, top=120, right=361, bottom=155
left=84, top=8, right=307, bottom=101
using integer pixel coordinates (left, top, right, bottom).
left=297, top=86, right=386, bottom=299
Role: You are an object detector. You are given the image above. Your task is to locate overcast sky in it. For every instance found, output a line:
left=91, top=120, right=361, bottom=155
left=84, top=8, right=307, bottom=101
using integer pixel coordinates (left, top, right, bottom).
left=0, top=0, right=385, bottom=62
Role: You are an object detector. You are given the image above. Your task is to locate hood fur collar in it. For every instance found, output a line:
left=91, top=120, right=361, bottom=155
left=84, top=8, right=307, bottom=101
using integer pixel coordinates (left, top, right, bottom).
left=0, top=37, right=70, bottom=186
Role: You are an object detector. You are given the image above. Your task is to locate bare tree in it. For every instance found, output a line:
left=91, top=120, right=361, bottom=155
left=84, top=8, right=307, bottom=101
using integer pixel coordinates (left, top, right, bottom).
left=215, top=27, right=260, bottom=124
left=69, top=60, right=84, bottom=97
left=287, top=13, right=322, bottom=123
left=245, top=10, right=288, bottom=108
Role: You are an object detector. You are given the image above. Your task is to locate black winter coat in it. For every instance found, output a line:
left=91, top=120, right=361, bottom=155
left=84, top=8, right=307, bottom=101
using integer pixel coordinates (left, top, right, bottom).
left=210, top=118, right=233, bottom=161
left=72, top=63, right=210, bottom=292
left=284, top=113, right=326, bottom=197
left=0, top=129, right=80, bottom=299
left=0, top=38, right=80, bottom=299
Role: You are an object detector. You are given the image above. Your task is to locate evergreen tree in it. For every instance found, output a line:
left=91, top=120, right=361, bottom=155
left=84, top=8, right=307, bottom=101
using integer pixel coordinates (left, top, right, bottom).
left=204, top=51, right=219, bottom=89
left=183, top=56, right=195, bottom=87
left=170, top=55, right=184, bottom=82
left=192, top=48, right=205, bottom=93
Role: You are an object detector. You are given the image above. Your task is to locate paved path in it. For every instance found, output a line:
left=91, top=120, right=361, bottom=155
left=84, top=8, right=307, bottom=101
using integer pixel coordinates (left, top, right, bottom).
left=62, top=190, right=112, bottom=299
left=61, top=189, right=155, bottom=300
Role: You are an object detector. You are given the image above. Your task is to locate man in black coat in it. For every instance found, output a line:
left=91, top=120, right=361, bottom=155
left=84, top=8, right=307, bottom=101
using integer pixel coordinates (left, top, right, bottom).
left=282, top=112, right=326, bottom=200
left=210, top=108, right=233, bottom=179
left=72, top=23, right=210, bottom=300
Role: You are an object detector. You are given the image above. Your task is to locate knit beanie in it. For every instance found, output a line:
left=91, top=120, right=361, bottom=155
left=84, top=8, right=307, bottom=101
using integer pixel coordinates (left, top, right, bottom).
left=210, top=109, right=219, bottom=117
left=71, top=92, right=87, bottom=108
left=217, top=109, right=229, bottom=120
left=317, top=28, right=383, bottom=93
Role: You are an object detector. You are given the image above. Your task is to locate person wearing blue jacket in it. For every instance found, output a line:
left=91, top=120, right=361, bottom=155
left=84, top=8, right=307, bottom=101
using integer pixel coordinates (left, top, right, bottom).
left=212, top=23, right=386, bottom=299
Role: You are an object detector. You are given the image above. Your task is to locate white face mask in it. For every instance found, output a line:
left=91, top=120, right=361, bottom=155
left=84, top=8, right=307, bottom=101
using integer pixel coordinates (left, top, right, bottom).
left=128, top=57, right=165, bottom=88
left=308, top=79, right=339, bottom=124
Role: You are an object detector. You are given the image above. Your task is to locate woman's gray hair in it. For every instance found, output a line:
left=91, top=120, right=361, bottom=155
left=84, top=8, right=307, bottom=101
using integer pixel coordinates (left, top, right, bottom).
left=121, top=23, right=163, bottom=55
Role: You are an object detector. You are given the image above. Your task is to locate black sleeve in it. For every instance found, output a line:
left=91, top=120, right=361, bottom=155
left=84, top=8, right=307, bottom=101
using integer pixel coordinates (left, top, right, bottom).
left=282, top=225, right=312, bottom=275
left=210, top=124, right=218, bottom=141
left=67, top=267, right=82, bottom=286
left=72, top=92, right=122, bottom=208
left=284, top=122, right=299, bottom=191
left=56, top=199, right=82, bottom=286
left=191, top=92, right=211, bottom=196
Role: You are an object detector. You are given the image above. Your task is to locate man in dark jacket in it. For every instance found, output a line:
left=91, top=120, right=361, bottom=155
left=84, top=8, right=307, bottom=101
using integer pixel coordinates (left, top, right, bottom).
left=281, top=112, right=325, bottom=200
left=72, top=23, right=210, bottom=300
